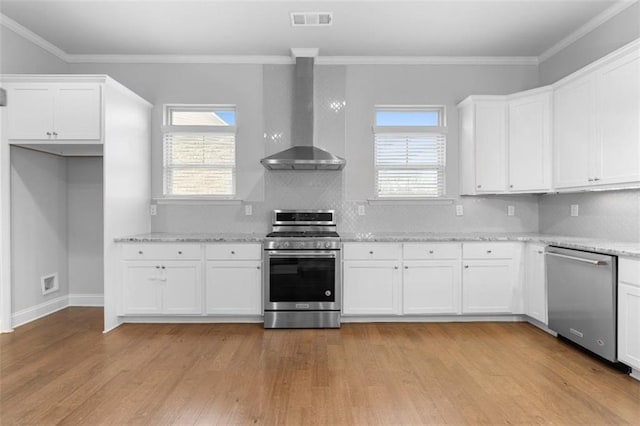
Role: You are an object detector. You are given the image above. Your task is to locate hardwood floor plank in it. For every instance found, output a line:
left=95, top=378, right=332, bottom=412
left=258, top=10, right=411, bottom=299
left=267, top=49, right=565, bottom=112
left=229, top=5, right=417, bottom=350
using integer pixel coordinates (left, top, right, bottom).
left=2, top=308, right=639, bottom=425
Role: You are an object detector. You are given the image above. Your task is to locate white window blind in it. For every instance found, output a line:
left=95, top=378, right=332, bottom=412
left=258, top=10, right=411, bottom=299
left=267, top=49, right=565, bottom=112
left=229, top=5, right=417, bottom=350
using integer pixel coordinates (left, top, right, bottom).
left=375, top=133, right=446, bottom=198
left=162, top=105, right=236, bottom=198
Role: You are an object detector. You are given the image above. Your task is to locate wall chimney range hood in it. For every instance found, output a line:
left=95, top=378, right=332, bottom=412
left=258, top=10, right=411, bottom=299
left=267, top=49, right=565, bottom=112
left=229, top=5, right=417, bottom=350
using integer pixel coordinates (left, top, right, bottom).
left=260, top=51, right=346, bottom=171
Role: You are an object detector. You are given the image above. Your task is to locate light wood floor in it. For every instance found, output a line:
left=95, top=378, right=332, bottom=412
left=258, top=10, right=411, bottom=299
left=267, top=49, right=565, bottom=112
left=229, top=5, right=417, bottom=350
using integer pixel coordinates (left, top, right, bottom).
left=1, top=308, right=639, bottom=425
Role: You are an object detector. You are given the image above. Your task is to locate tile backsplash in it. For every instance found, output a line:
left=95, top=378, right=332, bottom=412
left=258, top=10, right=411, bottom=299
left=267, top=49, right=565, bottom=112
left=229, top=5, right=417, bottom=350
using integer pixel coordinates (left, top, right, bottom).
left=152, top=171, right=540, bottom=234
left=539, top=189, right=640, bottom=242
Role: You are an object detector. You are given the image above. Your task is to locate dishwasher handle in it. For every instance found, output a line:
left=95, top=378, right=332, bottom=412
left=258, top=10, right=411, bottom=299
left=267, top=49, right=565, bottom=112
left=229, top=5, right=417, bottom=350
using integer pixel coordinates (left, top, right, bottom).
left=545, top=251, right=608, bottom=266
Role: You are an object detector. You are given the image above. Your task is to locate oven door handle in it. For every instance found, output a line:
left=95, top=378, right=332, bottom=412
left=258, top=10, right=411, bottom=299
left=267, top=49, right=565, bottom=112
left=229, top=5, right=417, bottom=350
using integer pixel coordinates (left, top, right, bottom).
left=267, top=251, right=337, bottom=258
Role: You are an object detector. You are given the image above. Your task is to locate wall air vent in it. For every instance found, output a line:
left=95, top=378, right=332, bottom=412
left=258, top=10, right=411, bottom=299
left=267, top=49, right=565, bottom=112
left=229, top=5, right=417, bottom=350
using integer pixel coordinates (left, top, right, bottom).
left=290, top=12, right=333, bottom=27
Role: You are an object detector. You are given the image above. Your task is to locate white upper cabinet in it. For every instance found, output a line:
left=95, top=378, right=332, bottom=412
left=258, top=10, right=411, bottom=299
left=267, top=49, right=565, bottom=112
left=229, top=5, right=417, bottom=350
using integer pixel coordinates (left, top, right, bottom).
left=596, top=48, right=640, bottom=186
left=553, top=75, right=594, bottom=188
left=458, top=97, right=507, bottom=195
left=6, top=83, right=102, bottom=141
left=508, top=89, right=552, bottom=192
left=554, top=42, right=640, bottom=190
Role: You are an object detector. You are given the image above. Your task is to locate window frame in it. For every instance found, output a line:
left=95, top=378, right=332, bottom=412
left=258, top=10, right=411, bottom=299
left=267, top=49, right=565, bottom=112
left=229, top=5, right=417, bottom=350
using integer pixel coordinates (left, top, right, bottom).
left=373, top=106, right=448, bottom=200
left=162, top=104, right=238, bottom=200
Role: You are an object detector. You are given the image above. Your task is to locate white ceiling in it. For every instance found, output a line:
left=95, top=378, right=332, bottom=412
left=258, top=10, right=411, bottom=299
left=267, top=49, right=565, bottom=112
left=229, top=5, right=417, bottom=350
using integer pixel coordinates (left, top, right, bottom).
left=0, top=0, right=634, bottom=60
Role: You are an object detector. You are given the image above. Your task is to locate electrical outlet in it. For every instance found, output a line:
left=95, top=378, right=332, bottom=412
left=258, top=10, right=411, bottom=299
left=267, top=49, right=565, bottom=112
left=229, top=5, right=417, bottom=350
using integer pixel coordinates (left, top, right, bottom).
left=455, top=205, right=464, bottom=216
left=150, top=204, right=157, bottom=216
left=570, top=204, right=579, bottom=217
left=357, top=205, right=365, bottom=216
left=244, top=204, right=253, bottom=216
left=507, top=205, right=515, bottom=216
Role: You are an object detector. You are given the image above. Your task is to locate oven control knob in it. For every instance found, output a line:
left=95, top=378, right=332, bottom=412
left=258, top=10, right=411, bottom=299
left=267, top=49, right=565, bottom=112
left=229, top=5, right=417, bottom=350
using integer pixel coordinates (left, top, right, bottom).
left=325, top=242, right=331, bottom=248
left=283, top=241, right=290, bottom=249
left=325, top=290, right=331, bottom=297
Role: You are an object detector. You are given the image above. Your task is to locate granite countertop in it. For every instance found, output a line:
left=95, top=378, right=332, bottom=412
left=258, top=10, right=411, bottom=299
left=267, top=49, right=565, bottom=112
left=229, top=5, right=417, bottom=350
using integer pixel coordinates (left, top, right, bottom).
left=340, top=232, right=640, bottom=258
left=114, top=232, right=265, bottom=243
left=115, top=232, right=640, bottom=258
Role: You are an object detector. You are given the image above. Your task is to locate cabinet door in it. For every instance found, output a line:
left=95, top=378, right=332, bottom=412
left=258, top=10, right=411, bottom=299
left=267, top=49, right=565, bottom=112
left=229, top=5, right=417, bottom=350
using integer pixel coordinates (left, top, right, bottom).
left=343, top=261, right=401, bottom=315
left=122, top=262, right=163, bottom=314
left=553, top=76, right=594, bottom=188
left=596, top=50, right=640, bottom=185
left=462, top=260, right=514, bottom=313
left=525, top=244, right=547, bottom=324
left=6, top=85, right=54, bottom=140
left=508, top=92, right=552, bottom=192
left=474, top=102, right=507, bottom=192
left=403, top=260, right=460, bottom=314
left=618, top=283, right=640, bottom=370
left=206, top=261, right=262, bottom=315
left=163, top=261, right=202, bottom=314
left=53, top=85, right=102, bottom=140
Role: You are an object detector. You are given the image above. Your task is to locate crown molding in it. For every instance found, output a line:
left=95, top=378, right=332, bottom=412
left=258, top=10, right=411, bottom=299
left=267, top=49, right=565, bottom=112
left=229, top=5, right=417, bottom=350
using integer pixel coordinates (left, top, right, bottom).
left=539, top=0, right=638, bottom=63
left=65, top=54, right=294, bottom=64
left=316, top=56, right=538, bottom=65
left=0, top=13, right=69, bottom=62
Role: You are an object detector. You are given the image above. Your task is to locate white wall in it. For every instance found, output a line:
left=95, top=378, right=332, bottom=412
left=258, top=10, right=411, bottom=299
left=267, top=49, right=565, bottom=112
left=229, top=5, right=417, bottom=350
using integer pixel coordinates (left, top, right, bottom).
left=67, top=157, right=103, bottom=296
left=0, top=25, right=68, bottom=74
left=10, top=147, right=68, bottom=312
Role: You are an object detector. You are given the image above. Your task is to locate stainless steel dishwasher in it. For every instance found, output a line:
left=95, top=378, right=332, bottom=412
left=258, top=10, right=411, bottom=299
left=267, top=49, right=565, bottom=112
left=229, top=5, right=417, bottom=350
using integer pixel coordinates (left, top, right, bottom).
left=546, top=246, right=617, bottom=362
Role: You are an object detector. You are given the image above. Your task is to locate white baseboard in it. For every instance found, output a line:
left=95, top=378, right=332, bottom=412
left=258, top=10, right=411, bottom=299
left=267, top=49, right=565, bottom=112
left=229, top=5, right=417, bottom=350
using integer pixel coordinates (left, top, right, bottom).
left=11, top=293, right=104, bottom=329
left=12, top=295, right=69, bottom=328
left=630, top=368, right=640, bottom=381
left=68, top=293, right=104, bottom=307
left=342, top=314, right=527, bottom=323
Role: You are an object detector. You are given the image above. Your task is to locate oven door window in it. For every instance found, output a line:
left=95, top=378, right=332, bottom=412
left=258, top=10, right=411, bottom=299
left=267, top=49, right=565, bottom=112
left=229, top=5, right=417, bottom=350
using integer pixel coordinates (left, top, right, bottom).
left=269, top=256, right=335, bottom=302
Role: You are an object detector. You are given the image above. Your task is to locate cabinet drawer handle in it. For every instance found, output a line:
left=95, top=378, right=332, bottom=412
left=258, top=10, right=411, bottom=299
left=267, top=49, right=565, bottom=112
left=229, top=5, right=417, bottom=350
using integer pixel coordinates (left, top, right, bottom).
left=538, top=250, right=543, bottom=254
left=161, top=266, right=165, bottom=269
left=369, top=251, right=374, bottom=254
left=52, top=132, right=58, bottom=136
left=477, top=184, right=482, bottom=188
left=46, top=131, right=52, bottom=136
left=138, top=250, right=143, bottom=255
left=588, top=178, right=594, bottom=182
left=404, top=266, right=408, bottom=269
left=486, top=250, right=492, bottom=254
left=155, top=266, right=160, bottom=269
left=593, top=177, right=600, bottom=182
left=429, top=250, right=434, bottom=254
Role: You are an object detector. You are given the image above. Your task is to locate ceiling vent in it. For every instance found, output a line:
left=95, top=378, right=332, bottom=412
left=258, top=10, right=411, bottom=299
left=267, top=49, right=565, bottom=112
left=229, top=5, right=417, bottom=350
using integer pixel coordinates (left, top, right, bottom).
left=290, top=12, right=333, bottom=27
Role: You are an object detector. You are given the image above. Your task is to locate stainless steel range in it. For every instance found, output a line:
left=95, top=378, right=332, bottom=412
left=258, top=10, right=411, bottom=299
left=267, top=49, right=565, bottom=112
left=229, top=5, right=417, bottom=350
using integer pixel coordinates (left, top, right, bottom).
left=263, top=210, right=341, bottom=329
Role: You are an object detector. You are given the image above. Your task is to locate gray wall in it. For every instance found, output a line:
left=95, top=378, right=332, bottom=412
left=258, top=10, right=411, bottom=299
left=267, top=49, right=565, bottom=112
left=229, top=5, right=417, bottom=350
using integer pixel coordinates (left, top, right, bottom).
left=537, top=2, right=640, bottom=243
left=10, top=147, right=68, bottom=311
left=67, top=158, right=103, bottom=295
left=0, top=25, right=68, bottom=74
left=69, top=61, right=541, bottom=234
left=539, top=2, right=640, bottom=84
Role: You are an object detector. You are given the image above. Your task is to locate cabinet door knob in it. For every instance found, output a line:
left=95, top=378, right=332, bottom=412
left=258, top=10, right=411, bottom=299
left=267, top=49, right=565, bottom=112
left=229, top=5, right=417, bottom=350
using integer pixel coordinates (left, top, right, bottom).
left=178, top=251, right=182, bottom=255
left=404, top=266, right=408, bottom=269
left=394, top=266, right=398, bottom=270
left=257, top=266, right=261, bottom=270
left=161, top=266, right=165, bottom=269
left=46, top=131, right=52, bottom=136
left=487, top=250, right=492, bottom=254
left=509, top=185, right=514, bottom=188
left=231, top=251, right=235, bottom=254
left=588, top=178, right=594, bottom=182
left=464, top=265, right=469, bottom=269
left=52, top=132, right=58, bottom=136
left=477, top=184, right=482, bottom=188
left=538, top=250, right=543, bottom=254
left=429, top=250, right=434, bottom=254
left=138, top=250, right=143, bottom=254
left=156, top=266, right=160, bottom=269
left=593, top=177, right=600, bottom=181
left=369, top=251, right=374, bottom=254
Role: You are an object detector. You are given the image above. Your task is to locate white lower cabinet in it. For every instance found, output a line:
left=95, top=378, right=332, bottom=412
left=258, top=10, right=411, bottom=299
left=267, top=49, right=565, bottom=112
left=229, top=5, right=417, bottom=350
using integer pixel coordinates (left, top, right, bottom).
left=402, top=260, right=460, bottom=314
left=618, top=258, right=640, bottom=373
left=122, top=260, right=202, bottom=315
left=343, top=260, right=401, bottom=315
left=205, top=261, right=262, bottom=315
left=525, top=243, right=547, bottom=324
left=461, top=242, right=519, bottom=314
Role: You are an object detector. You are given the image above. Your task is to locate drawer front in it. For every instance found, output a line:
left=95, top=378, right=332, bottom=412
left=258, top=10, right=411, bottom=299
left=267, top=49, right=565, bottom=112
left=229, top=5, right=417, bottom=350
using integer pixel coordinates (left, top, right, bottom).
left=403, top=243, right=461, bottom=260
left=122, top=243, right=202, bottom=260
left=463, top=242, right=516, bottom=259
left=206, top=243, right=262, bottom=260
left=620, top=257, right=640, bottom=287
left=343, top=243, right=402, bottom=260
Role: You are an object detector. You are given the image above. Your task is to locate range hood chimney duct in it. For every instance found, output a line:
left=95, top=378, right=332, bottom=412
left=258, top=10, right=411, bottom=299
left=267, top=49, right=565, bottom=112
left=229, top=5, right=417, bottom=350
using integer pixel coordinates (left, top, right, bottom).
left=260, top=53, right=346, bottom=171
